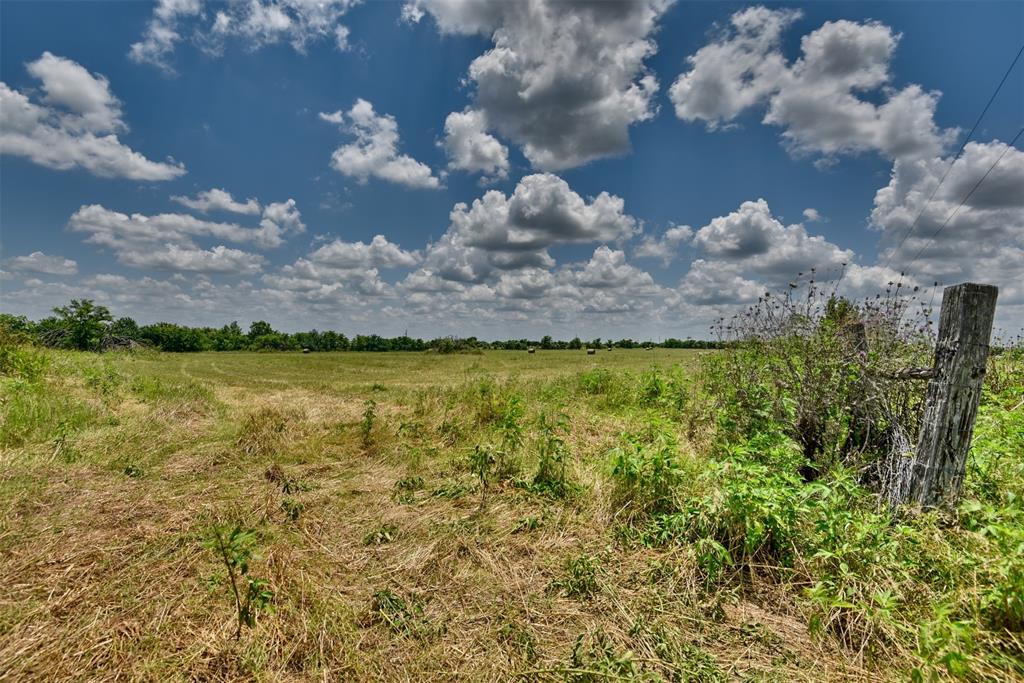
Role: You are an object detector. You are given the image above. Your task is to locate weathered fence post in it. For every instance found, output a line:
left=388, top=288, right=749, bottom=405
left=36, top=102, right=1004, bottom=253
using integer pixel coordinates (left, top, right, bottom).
left=902, top=282, right=998, bottom=508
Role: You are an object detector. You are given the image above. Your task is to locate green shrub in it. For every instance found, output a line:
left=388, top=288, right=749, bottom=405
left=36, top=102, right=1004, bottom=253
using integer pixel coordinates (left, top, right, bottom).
left=608, top=418, right=687, bottom=519
left=531, top=410, right=575, bottom=498
left=0, top=333, right=48, bottom=381
left=577, top=368, right=615, bottom=395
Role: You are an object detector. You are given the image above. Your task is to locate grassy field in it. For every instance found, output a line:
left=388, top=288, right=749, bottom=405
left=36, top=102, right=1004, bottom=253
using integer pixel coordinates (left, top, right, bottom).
left=118, top=348, right=709, bottom=390
left=1, top=347, right=1021, bottom=681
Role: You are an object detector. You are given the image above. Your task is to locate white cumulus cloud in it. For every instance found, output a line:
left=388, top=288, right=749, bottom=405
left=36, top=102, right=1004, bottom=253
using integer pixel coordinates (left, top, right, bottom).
left=406, top=0, right=670, bottom=171
left=320, top=99, right=441, bottom=189
left=130, top=0, right=358, bottom=72
left=171, top=188, right=261, bottom=215
left=4, top=251, right=78, bottom=276
left=0, top=53, right=185, bottom=180
left=441, top=108, right=508, bottom=182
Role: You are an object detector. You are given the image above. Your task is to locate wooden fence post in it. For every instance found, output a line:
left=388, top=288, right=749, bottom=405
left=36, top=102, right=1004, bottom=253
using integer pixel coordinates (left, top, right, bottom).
left=903, top=282, right=998, bottom=509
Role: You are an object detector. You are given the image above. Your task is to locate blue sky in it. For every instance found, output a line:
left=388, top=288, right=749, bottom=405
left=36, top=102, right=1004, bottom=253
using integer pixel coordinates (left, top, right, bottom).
left=2, top=0, right=1022, bottom=339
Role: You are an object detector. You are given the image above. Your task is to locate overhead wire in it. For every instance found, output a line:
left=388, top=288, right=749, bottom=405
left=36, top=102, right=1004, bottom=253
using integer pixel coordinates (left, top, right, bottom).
left=882, top=43, right=1024, bottom=270
left=902, top=125, right=1024, bottom=272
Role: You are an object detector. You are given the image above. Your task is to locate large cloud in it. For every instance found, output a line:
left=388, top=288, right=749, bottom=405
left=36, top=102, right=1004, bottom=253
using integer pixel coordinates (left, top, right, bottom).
left=670, top=7, right=1023, bottom=314
left=69, top=203, right=299, bottom=251
left=669, top=7, right=799, bottom=126
left=309, top=235, right=420, bottom=269
left=66, top=197, right=304, bottom=276
left=692, top=198, right=852, bottom=279
left=873, top=140, right=1024, bottom=303
left=635, top=225, right=693, bottom=265
left=319, top=99, right=441, bottom=189
left=0, top=53, right=185, bottom=180
left=677, top=260, right=763, bottom=306
left=420, top=173, right=639, bottom=283
left=670, top=9, right=955, bottom=164
left=672, top=198, right=855, bottom=313
left=406, top=0, right=670, bottom=171
left=120, top=244, right=265, bottom=275
left=130, top=0, right=358, bottom=72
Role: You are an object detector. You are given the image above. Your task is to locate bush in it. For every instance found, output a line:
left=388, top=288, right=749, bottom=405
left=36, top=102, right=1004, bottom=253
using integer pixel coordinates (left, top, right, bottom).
left=706, top=278, right=934, bottom=487
left=608, top=418, right=687, bottom=519
left=531, top=410, right=575, bottom=497
left=0, top=331, right=48, bottom=381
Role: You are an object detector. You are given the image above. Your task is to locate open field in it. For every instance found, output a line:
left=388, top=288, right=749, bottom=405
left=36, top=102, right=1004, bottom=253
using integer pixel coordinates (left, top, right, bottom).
left=1, top=347, right=1022, bottom=681
left=118, top=349, right=710, bottom=390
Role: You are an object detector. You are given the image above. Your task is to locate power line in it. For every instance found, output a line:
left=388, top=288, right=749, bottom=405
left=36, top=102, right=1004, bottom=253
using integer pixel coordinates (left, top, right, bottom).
left=903, top=125, right=1024, bottom=271
left=882, top=42, right=1024, bottom=269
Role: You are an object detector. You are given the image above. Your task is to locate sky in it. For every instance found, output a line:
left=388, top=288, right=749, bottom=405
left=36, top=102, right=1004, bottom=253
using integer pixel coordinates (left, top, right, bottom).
left=1, top=0, right=1022, bottom=341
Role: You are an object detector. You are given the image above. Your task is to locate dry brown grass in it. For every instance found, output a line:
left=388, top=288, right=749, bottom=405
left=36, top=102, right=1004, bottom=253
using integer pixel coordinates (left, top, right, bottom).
left=0, top=350, right=884, bottom=682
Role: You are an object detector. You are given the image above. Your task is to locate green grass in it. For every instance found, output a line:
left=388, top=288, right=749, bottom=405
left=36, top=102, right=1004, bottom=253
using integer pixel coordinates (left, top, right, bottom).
left=112, top=348, right=707, bottom=391
left=0, top=344, right=1020, bottom=682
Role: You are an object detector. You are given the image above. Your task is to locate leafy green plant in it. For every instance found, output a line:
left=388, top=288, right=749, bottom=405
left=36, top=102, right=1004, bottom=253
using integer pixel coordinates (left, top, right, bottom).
left=532, top=410, right=574, bottom=497
left=280, top=497, right=303, bottom=521
left=565, top=629, right=637, bottom=681
left=469, top=443, right=497, bottom=506
left=360, top=398, right=377, bottom=449
left=0, top=330, right=48, bottom=381
left=363, top=523, right=398, bottom=545
left=549, top=554, right=602, bottom=599
left=497, top=620, right=538, bottom=664
left=608, top=419, right=686, bottom=519
left=576, top=368, right=615, bottom=396
left=431, top=480, right=471, bottom=499
left=512, top=515, right=543, bottom=533
left=397, top=418, right=426, bottom=440
left=494, top=394, right=525, bottom=477
left=204, top=523, right=274, bottom=639
left=122, top=459, right=144, bottom=478
left=395, top=475, right=425, bottom=492
left=368, top=588, right=429, bottom=637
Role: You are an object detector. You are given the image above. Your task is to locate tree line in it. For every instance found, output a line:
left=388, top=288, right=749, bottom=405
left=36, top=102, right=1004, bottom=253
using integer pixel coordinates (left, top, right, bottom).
left=0, top=299, right=726, bottom=353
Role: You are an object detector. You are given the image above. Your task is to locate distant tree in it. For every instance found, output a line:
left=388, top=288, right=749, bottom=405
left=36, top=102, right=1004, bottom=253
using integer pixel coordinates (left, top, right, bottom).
left=50, top=299, right=113, bottom=351
left=109, top=316, right=141, bottom=340
left=540, top=335, right=554, bottom=350
left=250, top=333, right=294, bottom=351
left=248, top=320, right=274, bottom=338
left=0, top=313, right=32, bottom=335
left=568, top=337, right=582, bottom=350
left=212, top=322, right=247, bottom=351
left=140, top=322, right=204, bottom=352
